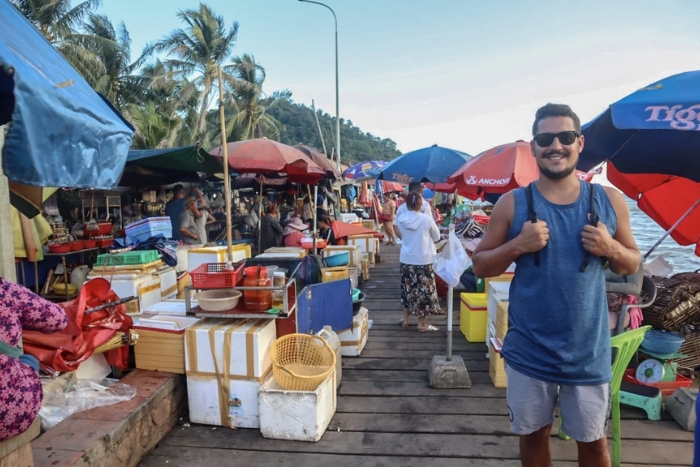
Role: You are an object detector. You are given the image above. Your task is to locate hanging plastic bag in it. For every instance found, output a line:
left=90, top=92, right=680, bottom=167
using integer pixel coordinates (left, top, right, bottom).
left=434, top=231, right=471, bottom=287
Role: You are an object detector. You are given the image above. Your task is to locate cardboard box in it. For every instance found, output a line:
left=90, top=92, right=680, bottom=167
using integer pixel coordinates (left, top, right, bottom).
left=322, top=245, right=362, bottom=268
left=487, top=281, right=510, bottom=341
left=134, top=316, right=201, bottom=374
left=459, top=293, right=488, bottom=343
left=184, top=318, right=277, bottom=428
left=321, top=266, right=349, bottom=283
left=259, top=372, right=336, bottom=442
left=338, top=307, right=368, bottom=357
left=361, top=220, right=376, bottom=231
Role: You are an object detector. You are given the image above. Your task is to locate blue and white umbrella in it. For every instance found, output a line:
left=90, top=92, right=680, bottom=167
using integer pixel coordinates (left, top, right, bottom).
left=579, top=70, right=700, bottom=182
left=378, top=144, right=472, bottom=184
left=343, top=161, right=387, bottom=182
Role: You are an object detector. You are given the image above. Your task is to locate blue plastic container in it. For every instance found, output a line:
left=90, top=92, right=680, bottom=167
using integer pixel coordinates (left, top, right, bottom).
left=324, top=252, right=350, bottom=267
left=641, top=330, right=685, bottom=355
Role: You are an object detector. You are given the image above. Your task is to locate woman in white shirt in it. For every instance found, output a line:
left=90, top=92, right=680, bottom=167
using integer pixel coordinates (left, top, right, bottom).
left=396, top=191, right=441, bottom=332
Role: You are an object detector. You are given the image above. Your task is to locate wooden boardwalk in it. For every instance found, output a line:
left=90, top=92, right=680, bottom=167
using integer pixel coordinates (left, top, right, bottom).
left=140, top=247, right=693, bottom=467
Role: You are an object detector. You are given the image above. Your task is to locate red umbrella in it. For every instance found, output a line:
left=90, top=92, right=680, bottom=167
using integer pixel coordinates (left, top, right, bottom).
left=608, top=162, right=700, bottom=256
left=293, top=144, right=342, bottom=180
left=331, top=220, right=384, bottom=240
left=210, top=138, right=325, bottom=184
left=447, top=141, right=538, bottom=194
left=379, top=181, right=405, bottom=193
left=448, top=140, right=600, bottom=196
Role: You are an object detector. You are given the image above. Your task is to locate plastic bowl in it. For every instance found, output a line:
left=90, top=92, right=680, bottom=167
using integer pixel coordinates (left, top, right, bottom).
left=52, top=283, right=78, bottom=295
left=641, top=330, right=685, bottom=355
left=352, top=292, right=366, bottom=314
left=194, top=289, right=242, bottom=312
left=324, top=252, right=350, bottom=267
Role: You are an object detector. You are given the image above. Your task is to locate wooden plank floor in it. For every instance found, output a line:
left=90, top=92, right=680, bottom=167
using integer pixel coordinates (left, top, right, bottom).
left=140, top=247, right=693, bottom=467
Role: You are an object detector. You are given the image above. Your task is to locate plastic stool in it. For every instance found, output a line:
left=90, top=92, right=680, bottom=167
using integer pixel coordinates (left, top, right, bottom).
left=619, top=381, right=662, bottom=421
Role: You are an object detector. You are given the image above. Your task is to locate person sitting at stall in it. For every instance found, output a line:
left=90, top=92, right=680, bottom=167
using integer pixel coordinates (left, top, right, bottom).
left=282, top=216, right=307, bottom=247
left=179, top=196, right=201, bottom=245
left=260, top=205, right=284, bottom=252
left=317, top=215, right=337, bottom=246
left=165, top=184, right=185, bottom=240
left=1, top=278, right=68, bottom=441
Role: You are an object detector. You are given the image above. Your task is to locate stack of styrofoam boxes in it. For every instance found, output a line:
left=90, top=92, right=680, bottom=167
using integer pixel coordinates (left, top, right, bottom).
left=486, top=281, right=511, bottom=348
left=340, top=213, right=359, bottom=224
left=153, top=266, right=177, bottom=301
left=338, top=307, right=369, bottom=356
left=87, top=271, right=162, bottom=314
left=348, top=234, right=376, bottom=268
left=264, top=247, right=307, bottom=258
left=175, top=246, right=190, bottom=273
left=459, top=293, right=488, bottom=343
left=323, top=245, right=362, bottom=286
left=184, top=318, right=277, bottom=429
left=187, top=244, right=252, bottom=273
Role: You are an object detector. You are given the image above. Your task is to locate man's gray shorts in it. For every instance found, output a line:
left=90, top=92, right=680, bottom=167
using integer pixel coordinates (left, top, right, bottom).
left=505, top=363, right=610, bottom=443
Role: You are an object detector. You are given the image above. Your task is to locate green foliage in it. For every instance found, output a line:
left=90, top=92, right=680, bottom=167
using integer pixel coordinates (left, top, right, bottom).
left=264, top=95, right=401, bottom=164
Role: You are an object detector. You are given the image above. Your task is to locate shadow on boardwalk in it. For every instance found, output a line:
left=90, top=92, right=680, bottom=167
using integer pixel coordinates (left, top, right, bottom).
left=140, top=247, right=693, bottom=467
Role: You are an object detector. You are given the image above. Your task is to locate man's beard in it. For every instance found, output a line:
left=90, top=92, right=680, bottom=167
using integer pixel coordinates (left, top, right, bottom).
left=537, top=150, right=576, bottom=180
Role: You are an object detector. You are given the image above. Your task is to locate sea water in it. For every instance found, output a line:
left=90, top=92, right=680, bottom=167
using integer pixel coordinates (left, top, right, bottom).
left=627, top=197, right=699, bottom=274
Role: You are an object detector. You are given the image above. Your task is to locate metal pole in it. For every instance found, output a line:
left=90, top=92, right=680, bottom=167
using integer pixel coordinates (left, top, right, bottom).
left=298, top=0, right=340, bottom=171
left=446, top=223, right=455, bottom=361
left=217, top=66, right=234, bottom=267
left=644, top=197, right=700, bottom=259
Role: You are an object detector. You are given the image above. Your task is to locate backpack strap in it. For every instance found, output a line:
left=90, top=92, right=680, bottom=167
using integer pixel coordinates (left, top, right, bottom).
left=524, top=183, right=540, bottom=266
left=580, top=183, right=601, bottom=272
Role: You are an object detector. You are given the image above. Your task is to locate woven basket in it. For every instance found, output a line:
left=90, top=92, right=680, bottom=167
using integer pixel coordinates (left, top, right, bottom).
left=677, top=324, right=700, bottom=373
left=643, top=273, right=700, bottom=331
left=270, top=333, right=336, bottom=391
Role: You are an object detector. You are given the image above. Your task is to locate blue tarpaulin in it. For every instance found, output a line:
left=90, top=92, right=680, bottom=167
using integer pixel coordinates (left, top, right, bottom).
left=0, top=0, right=134, bottom=189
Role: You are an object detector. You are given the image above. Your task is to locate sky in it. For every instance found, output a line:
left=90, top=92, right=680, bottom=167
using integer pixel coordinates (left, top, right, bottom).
left=98, top=0, right=700, bottom=157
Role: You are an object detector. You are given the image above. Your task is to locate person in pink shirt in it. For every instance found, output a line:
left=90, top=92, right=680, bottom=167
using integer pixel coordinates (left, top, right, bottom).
left=283, top=217, right=307, bottom=247
left=0, top=278, right=67, bottom=440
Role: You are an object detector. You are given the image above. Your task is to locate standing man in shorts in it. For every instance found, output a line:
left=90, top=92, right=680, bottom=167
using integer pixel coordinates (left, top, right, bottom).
left=472, top=103, right=640, bottom=467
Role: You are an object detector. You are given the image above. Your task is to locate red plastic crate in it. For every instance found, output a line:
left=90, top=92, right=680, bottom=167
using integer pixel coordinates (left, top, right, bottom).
left=623, top=368, right=692, bottom=396
left=190, top=262, right=244, bottom=289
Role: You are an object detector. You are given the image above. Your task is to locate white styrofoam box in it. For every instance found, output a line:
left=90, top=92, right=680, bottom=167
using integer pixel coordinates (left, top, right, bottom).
left=255, top=252, right=304, bottom=260
left=347, top=235, right=376, bottom=255
left=175, top=246, right=189, bottom=273
left=487, top=281, right=510, bottom=324
left=259, top=373, right=336, bottom=442
left=87, top=274, right=161, bottom=313
left=187, top=376, right=261, bottom=428
left=135, top=315, right=201, bottom=331
left=338, top=307, right=368, bottom=357
left=144, top=299, right=196, bottom=316
left=322, top=245, right=362, bottom=268
left=154, top=266, right=177, bottom=299
left=185, top=318, right=276, bottom=380
left=187, top=245, right=251, bottom=272
left=340, top=213, right=359, bottom=224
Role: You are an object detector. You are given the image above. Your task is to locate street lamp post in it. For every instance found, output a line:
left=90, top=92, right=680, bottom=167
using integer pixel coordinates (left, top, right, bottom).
left=298, top=0, right=341, bottom=171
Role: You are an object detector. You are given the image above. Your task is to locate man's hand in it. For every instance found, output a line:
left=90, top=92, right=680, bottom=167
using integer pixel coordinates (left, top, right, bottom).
left=581, top=222, right=613, bottom=257
left=515, top=220, right=549, bottom=254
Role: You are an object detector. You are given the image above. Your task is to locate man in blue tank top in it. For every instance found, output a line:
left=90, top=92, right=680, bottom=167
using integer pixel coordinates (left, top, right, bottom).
left=472, top=104, right=640, bottom=467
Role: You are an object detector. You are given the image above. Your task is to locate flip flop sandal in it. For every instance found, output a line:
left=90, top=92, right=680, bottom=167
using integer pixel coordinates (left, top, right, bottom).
left=418, top=325, right=439, bottom=332
left=399, top=319, right=411, bottom=327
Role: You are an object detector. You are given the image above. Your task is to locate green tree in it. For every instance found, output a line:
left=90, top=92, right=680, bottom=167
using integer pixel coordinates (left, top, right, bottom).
left=150, top=3, right=239, bottom=142
left=126, top=101, right=179, bottom=149
left=226, top=54, right=282, bottom=141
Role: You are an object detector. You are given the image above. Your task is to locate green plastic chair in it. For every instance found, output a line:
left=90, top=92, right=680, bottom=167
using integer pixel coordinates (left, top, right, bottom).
left=558, top=325, right=651, bottom=467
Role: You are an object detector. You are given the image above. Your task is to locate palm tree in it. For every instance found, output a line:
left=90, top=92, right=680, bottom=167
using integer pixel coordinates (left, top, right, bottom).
left=126, top=101, right=179, bottom=149
left=74, top=14, right=150, bottom=109
left=11, top=0, right=105, bottom=79
left=225, top=54, right=282, bottom=141
left=150, top=3, right=239, bottom=142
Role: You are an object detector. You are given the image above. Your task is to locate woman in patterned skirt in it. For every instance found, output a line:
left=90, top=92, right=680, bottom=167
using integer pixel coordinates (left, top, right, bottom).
left=0, top=278, right=67, bottom=440
left=396, top=191, right=441, bottom=332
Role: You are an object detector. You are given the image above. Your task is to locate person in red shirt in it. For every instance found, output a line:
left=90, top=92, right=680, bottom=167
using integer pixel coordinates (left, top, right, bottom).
left=282, top=216, right=307, bottom=247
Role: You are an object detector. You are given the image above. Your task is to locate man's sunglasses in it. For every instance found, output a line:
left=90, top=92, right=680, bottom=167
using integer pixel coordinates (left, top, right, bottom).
left=533, top=131, right=580, bottom=147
